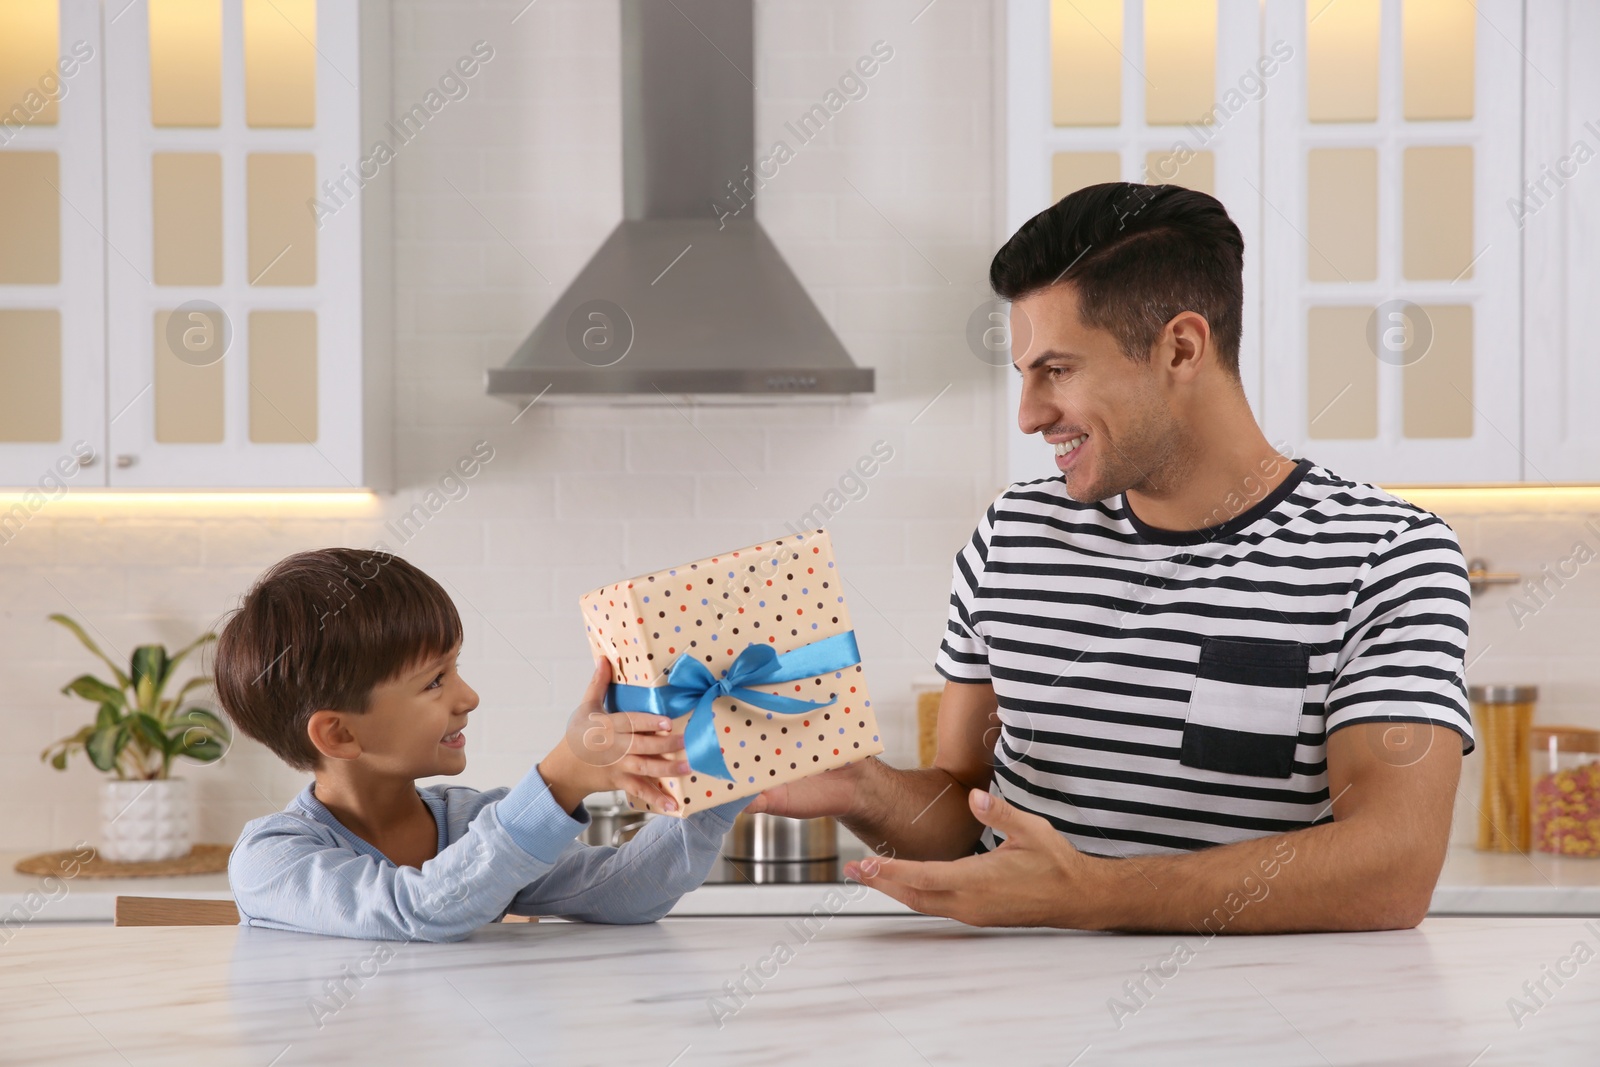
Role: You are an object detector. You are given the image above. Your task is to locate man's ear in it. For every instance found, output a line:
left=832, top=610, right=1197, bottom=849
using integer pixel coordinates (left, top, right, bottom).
left=307, top=710, right=362, bottom=763
left=1160, top=310, right=1212, bottom=383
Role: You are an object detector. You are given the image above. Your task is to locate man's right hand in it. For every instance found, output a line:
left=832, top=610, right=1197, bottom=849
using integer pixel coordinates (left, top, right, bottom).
left=744, top=759, right=873, bottom=820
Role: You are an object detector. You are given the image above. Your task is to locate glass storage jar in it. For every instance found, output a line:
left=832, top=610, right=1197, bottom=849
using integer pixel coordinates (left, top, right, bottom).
left=1469, top=684, right=1537, bottom=852
left=1529, top=725, right=1600, bottom=858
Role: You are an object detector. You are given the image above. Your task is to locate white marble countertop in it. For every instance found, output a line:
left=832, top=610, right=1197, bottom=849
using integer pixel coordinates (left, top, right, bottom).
left=2, top=915, right=1597, bottom=1065
left=5, top=843, right=1599, bottom=922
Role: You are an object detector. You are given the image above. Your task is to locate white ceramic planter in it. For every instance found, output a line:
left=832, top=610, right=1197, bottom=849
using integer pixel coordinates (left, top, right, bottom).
left=99, top=779, right=193, bottom=863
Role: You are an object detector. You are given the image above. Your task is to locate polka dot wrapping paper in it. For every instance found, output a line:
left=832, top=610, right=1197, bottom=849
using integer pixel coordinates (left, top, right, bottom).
left=579, top=528, right=883, bottom=817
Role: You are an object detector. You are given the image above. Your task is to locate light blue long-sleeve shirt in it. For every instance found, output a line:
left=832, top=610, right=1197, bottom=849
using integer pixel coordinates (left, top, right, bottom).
left=229, top=764, right=748, bottom=941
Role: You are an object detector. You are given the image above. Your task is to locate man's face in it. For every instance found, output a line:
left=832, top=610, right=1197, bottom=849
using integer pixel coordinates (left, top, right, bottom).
left=1012, top=285, right=1186, bottom=503
left=340, top=642, right=477, bottom=778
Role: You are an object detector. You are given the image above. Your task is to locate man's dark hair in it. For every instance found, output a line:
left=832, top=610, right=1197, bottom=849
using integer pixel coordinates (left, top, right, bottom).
left=214, top=548, right=462, bottom=771
left=990, top=182, right=1245, bottom=376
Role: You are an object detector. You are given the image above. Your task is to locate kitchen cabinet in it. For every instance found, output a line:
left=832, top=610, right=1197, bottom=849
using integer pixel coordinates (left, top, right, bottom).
left=0, top=0, right=390, bottom=489
left=1004, top=0, right=1585, bottom=488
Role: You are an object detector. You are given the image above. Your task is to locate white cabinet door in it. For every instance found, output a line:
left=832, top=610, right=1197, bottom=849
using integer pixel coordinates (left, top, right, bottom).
left=0, top=0, right=105, bottom=490
left=102, top=0, right=367, bottom=488
left=1522, top=0, right=1600, bottom=483
left=1003, top=0, right=1266, bottom=486
left=1258, top=0, right=1524, bottom=485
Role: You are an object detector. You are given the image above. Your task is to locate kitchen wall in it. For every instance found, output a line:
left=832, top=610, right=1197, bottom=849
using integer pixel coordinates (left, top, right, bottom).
left=1408, top=491, right=1600, bottom=844
left=1, top=0, right=1592, bottom=855
left=0, top=0, right=1006, bottom=852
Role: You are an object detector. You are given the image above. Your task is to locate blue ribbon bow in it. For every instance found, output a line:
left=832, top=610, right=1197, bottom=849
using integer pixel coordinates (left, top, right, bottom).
left=605, top=631, right=862, bottom=780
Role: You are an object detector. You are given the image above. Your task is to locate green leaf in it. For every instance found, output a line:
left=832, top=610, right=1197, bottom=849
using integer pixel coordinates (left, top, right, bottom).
left=170, top=706, right=228, bottom=737
left=60, top=674, right=126, bottom=707
left=49, top=614, right=130, bottom=689
left=177, top=736, right=226, bottom=763
left=94, top=702, right=121, bottom=732
left=134, top=674, right=157, bottom=715
left=50, top=751, right=68, bottom=770
left=130, top=713, right=171, bottom=754
left=162, top=631, right=217, bottom=687
left=131, top=645, right=168, bottom=696
left=86, top=726, right=121, bottom=772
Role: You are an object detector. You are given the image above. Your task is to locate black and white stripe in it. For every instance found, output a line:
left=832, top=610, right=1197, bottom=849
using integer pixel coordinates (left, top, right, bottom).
left=935, top=459, right=1473, bottom=857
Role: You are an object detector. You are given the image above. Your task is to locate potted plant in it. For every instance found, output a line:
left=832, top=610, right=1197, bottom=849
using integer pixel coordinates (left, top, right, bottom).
left=40, top=614, right=230, bottom=863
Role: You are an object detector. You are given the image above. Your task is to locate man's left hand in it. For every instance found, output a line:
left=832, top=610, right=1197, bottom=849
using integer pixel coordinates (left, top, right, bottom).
left=843, top=788, right=1097, bottom=927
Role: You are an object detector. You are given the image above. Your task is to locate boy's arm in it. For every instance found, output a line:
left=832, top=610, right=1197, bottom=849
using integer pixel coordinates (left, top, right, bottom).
left=229, top=765, right=586, bottom=942
left=507, top=795, right=753, bottom=923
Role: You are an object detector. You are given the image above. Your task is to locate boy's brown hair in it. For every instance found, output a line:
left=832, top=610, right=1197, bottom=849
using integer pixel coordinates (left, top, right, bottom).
left=214, top=548, right=463, bottom=771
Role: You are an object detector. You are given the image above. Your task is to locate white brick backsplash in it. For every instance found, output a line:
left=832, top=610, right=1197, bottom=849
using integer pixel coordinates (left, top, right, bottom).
left=623, top=426, right=771, bottom=477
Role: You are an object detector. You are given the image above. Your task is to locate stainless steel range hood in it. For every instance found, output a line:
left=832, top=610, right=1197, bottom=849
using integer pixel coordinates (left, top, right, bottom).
left=486, top=0, right=873, bottom=399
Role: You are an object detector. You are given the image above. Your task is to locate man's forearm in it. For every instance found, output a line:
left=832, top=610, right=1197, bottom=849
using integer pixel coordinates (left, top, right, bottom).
left=1080, top=815, right=1443, bottom=934
left=841, top=758, right=986, bottom=861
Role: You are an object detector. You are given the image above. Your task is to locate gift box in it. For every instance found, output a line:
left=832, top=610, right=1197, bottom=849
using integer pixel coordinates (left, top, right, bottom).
left=579, top=528, right=883, bottom=816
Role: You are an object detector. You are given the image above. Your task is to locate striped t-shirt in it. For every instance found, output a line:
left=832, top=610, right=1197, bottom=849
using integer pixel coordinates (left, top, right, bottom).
left=935, top=458, right=1473, bottom=857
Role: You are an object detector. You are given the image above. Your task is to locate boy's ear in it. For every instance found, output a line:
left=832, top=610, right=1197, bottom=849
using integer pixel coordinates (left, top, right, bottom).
left=307, top=710, right=362, bottom=762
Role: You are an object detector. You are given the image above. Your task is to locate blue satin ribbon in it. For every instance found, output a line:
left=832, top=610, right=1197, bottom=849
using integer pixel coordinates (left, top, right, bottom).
left=605, top=631, right=862, bottom=780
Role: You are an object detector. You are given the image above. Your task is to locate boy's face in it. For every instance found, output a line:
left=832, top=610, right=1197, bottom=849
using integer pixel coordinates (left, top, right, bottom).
left=336, top=642, right=478, bottom=778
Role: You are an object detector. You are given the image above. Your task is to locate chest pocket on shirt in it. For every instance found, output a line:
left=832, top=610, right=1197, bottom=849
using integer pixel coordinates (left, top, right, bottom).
left=1179, top=637, right=1309, bottom=779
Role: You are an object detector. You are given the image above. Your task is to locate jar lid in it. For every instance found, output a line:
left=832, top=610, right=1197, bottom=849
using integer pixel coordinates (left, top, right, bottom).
left=1468, top=684, right=1539, bottom=704
left=1530, top=725, right=1600, bottom=754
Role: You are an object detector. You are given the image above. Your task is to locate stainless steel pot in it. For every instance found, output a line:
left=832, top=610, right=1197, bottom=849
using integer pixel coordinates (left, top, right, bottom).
left=722, top=812, right=837, bottom=862
left=581, top=791, right=649, bottom=848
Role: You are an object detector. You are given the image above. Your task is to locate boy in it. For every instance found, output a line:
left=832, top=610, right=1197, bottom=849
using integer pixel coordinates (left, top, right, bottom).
left=218, top=548, right=749, bottom=941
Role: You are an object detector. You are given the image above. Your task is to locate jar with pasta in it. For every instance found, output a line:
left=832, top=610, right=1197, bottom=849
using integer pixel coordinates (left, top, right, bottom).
left=1529, top=725, right=1600, bottom=858
left=1469, top=685, right=1537, bottom=852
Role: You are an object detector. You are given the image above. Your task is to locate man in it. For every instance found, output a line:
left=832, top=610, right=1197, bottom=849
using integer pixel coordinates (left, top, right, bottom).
left=748, top=182, right=1473, bottom=933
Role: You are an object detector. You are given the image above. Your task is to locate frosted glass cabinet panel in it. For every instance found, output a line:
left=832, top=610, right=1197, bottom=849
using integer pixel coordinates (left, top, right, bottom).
left=0, top=309, right=63, bottom=443
left=0, top=0, right=61, bottom=127
left=148, top=0, right=222, bottom=127
left=1402, top=0, right=1475, bottom=121
left=1050, top=0, right=1122, bottom=126
left=151, top=152, right=223, bottom=284
left=1142, top=0, right=1216, bottom=126
left=1305, top=306, right=1378, bottom=440
left=1306, top=148, right=1377, bottom=282
left=0, top=152, right=61, bottom=284
left=246, top=153, right=317, bottom=286
left=248, top=310, right=317, bottom=443
left=1306, top=0, right=1380, bottom=122
left=1401, top=145, right=1474, bottom=281
left=243, top=0, right=316, bottom=127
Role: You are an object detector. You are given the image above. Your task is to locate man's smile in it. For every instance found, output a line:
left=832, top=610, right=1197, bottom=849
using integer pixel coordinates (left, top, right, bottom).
left=1049, top=433, right=1089, bottom=468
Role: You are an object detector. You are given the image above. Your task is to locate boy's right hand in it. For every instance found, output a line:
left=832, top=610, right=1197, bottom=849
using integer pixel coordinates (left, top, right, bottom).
left=538, top=659, right=691, bottom=815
